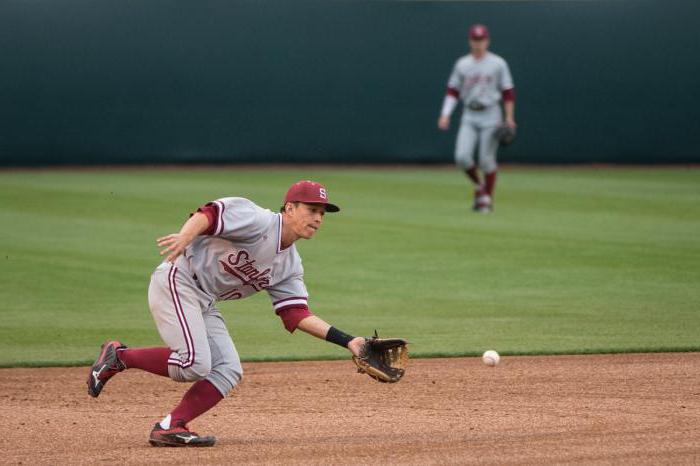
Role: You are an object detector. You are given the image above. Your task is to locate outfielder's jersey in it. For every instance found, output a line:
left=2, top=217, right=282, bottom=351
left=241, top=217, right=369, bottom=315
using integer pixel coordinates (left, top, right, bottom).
left=184, top=197, right=308, bottom=313
left=447, top=52, right=513, bottom=109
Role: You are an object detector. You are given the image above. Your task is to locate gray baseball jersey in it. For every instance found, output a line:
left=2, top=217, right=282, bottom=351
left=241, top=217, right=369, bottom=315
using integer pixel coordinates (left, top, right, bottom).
left=447, top=51, right=513, bottom=111
left=187, top=197, right=308, bottom=310
left=147, top=197, right=309, bottom=396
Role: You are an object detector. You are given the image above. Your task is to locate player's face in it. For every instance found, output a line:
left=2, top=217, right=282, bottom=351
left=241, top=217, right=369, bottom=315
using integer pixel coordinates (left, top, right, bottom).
left=287, top=202, right=326, bottom=239
left=469, top=38, right=489, bottom=55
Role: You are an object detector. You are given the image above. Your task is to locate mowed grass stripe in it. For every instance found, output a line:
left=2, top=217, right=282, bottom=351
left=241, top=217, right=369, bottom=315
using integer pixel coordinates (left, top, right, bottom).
left=0, top=167, right=698, bottom=366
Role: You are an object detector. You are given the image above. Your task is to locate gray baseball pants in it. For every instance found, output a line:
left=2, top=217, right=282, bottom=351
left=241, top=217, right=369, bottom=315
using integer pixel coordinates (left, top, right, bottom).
left=147, top=257, right=242, bottom=396
left=454, top=105, right=502, bottom=174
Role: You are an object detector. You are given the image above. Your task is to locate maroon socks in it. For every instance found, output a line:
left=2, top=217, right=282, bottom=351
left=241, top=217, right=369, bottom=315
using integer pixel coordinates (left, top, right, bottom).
left=170, top=379, right=224, bottom=425
left=465, top=167, right=481, bottom=186
left=118, top=348, right=224, bottom=426
left=117, top=347, right=171, bottom=377
left=465, top=168, right=497, bottom=197
left=485, top=171, right=497, bottom=196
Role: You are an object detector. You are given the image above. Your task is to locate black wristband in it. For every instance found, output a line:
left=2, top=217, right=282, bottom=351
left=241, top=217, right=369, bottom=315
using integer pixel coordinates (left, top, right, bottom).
left=326, top=326, right=355, bottom=348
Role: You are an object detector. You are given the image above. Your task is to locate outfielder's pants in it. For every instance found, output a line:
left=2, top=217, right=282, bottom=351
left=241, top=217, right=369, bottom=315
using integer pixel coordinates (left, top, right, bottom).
left=454, top=107, right=502, bottom=174
left=147, top=258, right=242, bottom=397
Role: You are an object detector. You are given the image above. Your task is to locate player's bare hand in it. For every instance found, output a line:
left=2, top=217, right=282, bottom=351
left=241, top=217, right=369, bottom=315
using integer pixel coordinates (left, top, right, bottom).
left=157, top=233, right=191, bottom=263
left=505, top=117, right=517, bottom=129
left=347, top=336, right=366, bottom=357
left=437, top=116, right=450, bottom=131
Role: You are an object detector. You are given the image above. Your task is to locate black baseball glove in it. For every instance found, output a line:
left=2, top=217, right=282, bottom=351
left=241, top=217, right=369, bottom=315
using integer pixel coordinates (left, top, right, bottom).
left=352, top=332, right=409, bottom=383
left=494, top=124, right=517, bottom=146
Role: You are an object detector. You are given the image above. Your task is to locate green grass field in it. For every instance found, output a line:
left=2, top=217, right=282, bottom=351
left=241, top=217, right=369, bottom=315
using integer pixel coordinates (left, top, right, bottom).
left=1, top=166, right=699, bottom=367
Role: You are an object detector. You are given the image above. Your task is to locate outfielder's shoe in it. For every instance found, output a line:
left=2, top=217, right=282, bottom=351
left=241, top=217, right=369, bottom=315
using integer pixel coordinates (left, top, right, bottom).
left=472, top=186, right=484, bottom=210
left=87, top=340, right=127, bottom=398
left=473, top=192, right=493, bottom=213
left=149, top=421, right=217, bottom=447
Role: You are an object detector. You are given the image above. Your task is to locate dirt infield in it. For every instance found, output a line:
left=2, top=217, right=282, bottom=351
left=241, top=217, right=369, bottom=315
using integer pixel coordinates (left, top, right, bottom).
left=2, top=353, right=699, bottom=465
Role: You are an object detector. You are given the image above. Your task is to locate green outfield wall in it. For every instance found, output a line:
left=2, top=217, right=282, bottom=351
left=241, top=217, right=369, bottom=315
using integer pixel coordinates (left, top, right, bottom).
left=1, top=0, right=699, bottom=165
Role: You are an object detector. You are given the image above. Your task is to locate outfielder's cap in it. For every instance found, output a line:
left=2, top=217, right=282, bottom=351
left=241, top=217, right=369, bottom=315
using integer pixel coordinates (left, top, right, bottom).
left=284, top=180, right=340, bottom=213
left=469, top=24, right=489, bottom=40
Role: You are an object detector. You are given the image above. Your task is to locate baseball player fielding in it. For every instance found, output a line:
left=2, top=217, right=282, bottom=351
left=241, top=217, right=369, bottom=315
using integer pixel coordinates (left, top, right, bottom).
left=86, top=180, right=406, bottom=447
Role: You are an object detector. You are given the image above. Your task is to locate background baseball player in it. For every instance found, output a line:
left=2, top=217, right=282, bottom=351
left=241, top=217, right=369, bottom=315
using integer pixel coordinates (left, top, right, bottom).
left=438, top=24, right=516, bottom=213
left=87, top=180, right=370, bottom=447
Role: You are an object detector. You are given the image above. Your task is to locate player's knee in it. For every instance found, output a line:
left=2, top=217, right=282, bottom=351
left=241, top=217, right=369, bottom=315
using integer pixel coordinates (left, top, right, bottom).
left=169, top=364, right=209, bottom=383
left=480, top=159, right=497, bottom=174
left=175, top=356, right=211, bottom=382
left=188, top=358, right=212, bottom=380
left=455, top=156, right=474, bottom=171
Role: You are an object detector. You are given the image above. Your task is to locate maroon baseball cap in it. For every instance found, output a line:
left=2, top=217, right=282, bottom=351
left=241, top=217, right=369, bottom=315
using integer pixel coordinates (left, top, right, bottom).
left=283, top=180, right=340, bottom=213
left=469, top=24, right=489, bottom=40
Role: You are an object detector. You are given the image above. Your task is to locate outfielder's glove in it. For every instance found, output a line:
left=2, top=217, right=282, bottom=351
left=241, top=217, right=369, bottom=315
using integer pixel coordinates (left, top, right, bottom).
left=352, top=331, right=409, bottom=383
left=494, top=124, right=516, bottom=146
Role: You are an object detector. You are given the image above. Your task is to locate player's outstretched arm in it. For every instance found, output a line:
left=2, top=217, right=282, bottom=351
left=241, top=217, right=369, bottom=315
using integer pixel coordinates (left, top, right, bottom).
left=297, top=315, right=409, bottom=383
left=296, top=315, right=364, bottom=357
left=157, top=212, right=211, bottom=263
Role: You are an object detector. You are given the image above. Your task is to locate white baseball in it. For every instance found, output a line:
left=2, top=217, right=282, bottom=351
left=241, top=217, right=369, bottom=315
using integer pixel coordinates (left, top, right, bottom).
left=482, top=350, right=500, bottom=366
